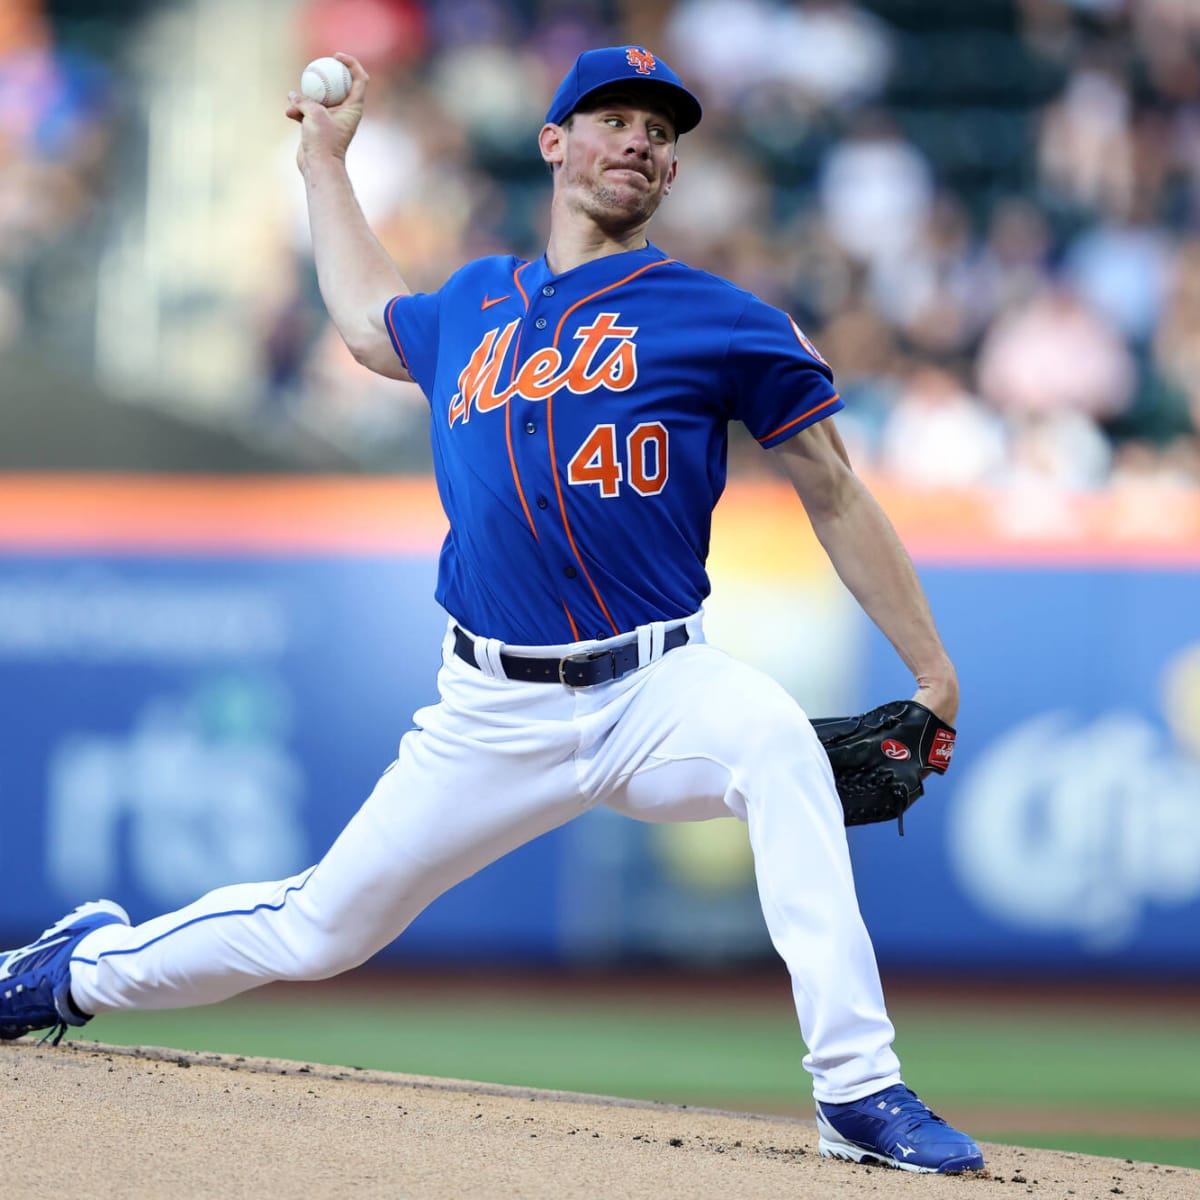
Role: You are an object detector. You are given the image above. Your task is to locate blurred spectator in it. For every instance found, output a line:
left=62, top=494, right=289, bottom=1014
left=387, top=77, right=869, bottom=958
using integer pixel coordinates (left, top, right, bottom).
left=962, top=197, right=1054, bottom=332
left=1062, top=200, right=1176, bottom=345
left=1038, top=64, right=1135, bottom=218
left=869, top=192, right=978, bottom=360
left=1144, top=238, right=1200, bottom=440
left=817, top=110, right=935, bottom=267
left=1006, top=409, right=1113, bottom=492
left=976, top=283, right=1137, bottom=421
left=665, top=0, right=893, bottom=114
left=0, top=0, right=114, bottom=353
left=876, top=364, right=1009, bottom=489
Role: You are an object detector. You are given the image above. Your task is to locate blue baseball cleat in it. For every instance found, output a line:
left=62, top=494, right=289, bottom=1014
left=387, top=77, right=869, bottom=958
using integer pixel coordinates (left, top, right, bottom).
left=816, top=1082, right=985, bottom=1173
left=0, top=900, right=129, bottom=1045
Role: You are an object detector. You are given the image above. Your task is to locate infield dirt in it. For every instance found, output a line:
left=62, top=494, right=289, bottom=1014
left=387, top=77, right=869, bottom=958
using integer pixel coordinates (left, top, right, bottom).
left=6, top=1041, right=1197, bottom=1200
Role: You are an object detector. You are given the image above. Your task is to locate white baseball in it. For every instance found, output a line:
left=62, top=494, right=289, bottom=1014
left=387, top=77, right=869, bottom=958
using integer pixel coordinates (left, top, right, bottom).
left=300, top=56, right=352, bottom=106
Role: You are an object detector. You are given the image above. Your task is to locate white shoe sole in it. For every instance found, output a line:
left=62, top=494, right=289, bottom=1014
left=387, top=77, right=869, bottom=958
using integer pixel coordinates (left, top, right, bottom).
left=39, top=899, right=131, bottom=943
left=818, top=1134, right=938, bottom=1173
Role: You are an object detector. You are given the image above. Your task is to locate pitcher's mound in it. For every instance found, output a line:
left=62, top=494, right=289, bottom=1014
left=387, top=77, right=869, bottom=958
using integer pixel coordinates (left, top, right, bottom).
left=3, top=1041, right=1193, bottom=1199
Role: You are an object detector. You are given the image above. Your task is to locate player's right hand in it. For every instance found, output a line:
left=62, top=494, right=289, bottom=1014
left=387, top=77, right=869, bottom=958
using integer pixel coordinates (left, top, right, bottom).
left=286, top=52, right=369, bottom=173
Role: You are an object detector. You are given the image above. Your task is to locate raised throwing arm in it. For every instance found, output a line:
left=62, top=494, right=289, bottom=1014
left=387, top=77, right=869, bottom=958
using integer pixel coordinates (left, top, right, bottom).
left=286, top=53, right=412, bottom=381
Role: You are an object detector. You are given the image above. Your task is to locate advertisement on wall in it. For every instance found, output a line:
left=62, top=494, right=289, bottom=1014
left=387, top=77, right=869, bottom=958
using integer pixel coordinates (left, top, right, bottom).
left=1, top=477, right=1197, bottom=976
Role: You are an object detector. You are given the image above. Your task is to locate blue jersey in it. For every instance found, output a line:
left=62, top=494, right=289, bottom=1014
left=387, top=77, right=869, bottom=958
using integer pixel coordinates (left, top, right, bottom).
left=385, top=242, right=842, bottom=645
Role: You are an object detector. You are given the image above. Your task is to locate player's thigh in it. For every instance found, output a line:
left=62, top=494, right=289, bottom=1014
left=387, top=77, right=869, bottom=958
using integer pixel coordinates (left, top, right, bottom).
left=308, top=691, right=587, bottom=919
left=601, top=645, right=827, bottom=823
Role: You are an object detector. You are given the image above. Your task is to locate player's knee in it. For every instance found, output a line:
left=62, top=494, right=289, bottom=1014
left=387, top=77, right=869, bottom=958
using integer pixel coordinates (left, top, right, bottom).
left=281, top=932, right=367, bottom=981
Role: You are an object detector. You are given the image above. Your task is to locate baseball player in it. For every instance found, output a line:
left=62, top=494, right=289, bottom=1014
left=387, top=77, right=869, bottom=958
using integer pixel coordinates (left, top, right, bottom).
left=0, top=47, right=983, bottom=1174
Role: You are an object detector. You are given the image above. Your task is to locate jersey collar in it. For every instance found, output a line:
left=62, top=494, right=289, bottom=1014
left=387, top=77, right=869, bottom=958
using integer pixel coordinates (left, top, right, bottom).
left=520, top=241, right=670, bottom=294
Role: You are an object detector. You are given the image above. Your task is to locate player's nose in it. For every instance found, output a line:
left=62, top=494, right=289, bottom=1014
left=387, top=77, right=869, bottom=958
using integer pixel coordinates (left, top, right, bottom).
left=623, top=135, right=651, bottom=160
left=622, top=124, right=653, bottom=156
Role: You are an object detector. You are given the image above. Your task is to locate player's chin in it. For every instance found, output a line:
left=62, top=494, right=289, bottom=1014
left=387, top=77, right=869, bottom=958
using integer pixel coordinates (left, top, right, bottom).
left=593, top=185, right=664, bottom=226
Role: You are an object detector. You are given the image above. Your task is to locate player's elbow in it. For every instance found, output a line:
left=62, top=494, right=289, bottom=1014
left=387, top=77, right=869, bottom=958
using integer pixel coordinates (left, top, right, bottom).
left=343, top=326, right=413, bottom=382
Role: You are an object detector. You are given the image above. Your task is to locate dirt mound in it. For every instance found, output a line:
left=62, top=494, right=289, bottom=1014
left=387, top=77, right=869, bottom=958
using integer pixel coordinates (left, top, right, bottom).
left=4, top=1041, right=1194, bottom=1199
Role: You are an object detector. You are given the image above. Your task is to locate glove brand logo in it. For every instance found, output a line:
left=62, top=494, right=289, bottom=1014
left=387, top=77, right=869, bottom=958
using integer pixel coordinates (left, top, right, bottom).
left=626, top=47, right=657, bottom=75
left=930, top=728, right=956, bottom=768
left=881, top=739, right=910, bottom=760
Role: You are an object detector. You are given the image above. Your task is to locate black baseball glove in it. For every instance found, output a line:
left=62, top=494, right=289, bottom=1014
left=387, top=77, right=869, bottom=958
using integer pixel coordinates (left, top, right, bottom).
left=810, top=700, right=956, bottom=834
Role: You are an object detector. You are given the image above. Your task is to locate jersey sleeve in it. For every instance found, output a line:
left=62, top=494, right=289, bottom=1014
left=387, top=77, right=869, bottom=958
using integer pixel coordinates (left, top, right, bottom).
left=383, top=290, right=441, bottom=393
left=724, top=295, right=843, bottom=448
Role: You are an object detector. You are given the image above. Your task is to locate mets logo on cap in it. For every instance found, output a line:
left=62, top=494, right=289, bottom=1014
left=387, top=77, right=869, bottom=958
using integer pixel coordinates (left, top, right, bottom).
left=626, top=47, right=657, bottom=75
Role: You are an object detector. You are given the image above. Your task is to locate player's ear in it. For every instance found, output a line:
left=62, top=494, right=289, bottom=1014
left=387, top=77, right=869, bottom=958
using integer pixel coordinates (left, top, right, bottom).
left=539, top=122, right=565, bottom=168
left=662, top=155, right=678, bottom=197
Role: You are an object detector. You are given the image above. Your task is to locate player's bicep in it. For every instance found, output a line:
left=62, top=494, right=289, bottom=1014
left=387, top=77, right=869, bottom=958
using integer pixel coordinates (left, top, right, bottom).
left=769, top=418, right=859, bottom=522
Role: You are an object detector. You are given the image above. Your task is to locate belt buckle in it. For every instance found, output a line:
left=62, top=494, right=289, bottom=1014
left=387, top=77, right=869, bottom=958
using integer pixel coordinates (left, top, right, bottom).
left=558, top=649, right=617, bottom=687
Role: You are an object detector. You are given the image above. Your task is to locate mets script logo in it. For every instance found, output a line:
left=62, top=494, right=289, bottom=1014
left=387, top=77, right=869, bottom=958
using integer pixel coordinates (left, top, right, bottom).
left=626, top=47, right=657, bottom=75
left=448, top=313, right=639, bottom=427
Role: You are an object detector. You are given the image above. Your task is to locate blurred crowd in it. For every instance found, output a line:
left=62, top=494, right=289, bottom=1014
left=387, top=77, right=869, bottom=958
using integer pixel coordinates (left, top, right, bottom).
left=6, top=0, right=1200, bottom=490
left=0, top=0, right=116, bottom=363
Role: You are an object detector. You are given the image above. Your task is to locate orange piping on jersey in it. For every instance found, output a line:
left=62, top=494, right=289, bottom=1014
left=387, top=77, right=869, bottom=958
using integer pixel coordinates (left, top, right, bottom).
left=505, top=404, right=538, bottom=542
left=384, top=298, right=411, bottom=373
left=757, top=394, right=842, bottom=444
left=543, top=261, right=676, bottom=639
left=552, top=258, right=675, bottom=344
left=513, top=260, right=532, bottom=309
left=560, top=600, right=580, bottom=642
left=545, top=401, right=619, bottom=635
left=502, top=263, right=539, bottom=541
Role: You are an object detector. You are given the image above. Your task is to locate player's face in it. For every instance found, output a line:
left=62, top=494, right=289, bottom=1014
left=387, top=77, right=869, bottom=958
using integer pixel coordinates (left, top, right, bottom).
left=555, top=96, right=678, bottom=231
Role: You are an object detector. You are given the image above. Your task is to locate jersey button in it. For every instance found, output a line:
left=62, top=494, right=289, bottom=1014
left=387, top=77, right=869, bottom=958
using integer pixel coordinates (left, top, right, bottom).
left=525, top=421, right=537, bottom=434
left=534, top=317, right=547, bottom=330
left=542, top=285, right=555, bottom=297
left=563, top=565, right=577, bottom=579
left=536, top=495, right=548, bottom=509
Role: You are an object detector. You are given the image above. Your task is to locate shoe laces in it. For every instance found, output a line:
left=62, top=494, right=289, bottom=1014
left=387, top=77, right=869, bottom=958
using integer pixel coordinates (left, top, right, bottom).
left=3, top=972, right=64, bottom=1044
left=876, top=1086, right=947, bottom=1134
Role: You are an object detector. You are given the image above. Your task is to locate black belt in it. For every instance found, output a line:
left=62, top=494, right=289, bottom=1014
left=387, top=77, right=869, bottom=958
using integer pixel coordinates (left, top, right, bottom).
left=452, top=624, right=690, bottom=688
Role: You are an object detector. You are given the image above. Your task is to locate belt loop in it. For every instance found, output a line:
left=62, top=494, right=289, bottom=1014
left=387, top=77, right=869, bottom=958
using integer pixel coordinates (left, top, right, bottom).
left=472, top=634, right=506, bottom=679
left=636, top=620, right=667, bottom=667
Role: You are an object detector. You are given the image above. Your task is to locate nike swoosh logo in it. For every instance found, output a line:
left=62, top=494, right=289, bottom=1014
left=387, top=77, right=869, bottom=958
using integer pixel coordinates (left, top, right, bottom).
left=0, top=933, right=71, bottom=980
left=481, top=293, right=511, bottom=310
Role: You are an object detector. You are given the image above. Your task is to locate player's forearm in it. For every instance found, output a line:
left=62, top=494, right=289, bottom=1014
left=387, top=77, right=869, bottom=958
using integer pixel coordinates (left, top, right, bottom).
left=810, top=481, right=958, bottom=720
left=302, top=154, right=409, bottom=370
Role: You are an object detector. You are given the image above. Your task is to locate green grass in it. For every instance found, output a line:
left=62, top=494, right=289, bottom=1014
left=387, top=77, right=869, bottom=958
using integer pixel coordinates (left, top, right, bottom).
left=87, top=984, right=1200, bottom=1170
left=973, top=1133, right=1197, bottom=1168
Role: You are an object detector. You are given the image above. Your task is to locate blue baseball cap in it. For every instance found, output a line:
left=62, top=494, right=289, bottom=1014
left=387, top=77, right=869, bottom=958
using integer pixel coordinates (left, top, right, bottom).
left=545, top=46, right=702, bottom=136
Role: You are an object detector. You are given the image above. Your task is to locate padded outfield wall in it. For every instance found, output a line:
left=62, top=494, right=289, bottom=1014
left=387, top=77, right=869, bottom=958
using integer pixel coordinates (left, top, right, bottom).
left=0, top=474, right=1197, bottom=978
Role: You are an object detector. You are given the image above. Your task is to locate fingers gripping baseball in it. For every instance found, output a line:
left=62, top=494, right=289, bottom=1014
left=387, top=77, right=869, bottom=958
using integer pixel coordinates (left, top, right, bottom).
left=287, top=52, right=369, bottom=170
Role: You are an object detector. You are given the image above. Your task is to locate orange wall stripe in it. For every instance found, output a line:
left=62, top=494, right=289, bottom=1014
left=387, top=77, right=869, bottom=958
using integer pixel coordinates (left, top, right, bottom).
left=0, top=475, right=448, bottom=554
left=2, top=476, right=1198, bottom=565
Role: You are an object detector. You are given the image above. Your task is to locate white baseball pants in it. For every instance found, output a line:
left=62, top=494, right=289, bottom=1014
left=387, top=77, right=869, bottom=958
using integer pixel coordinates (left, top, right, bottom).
left=69, top=617, right=901, bottom=1102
